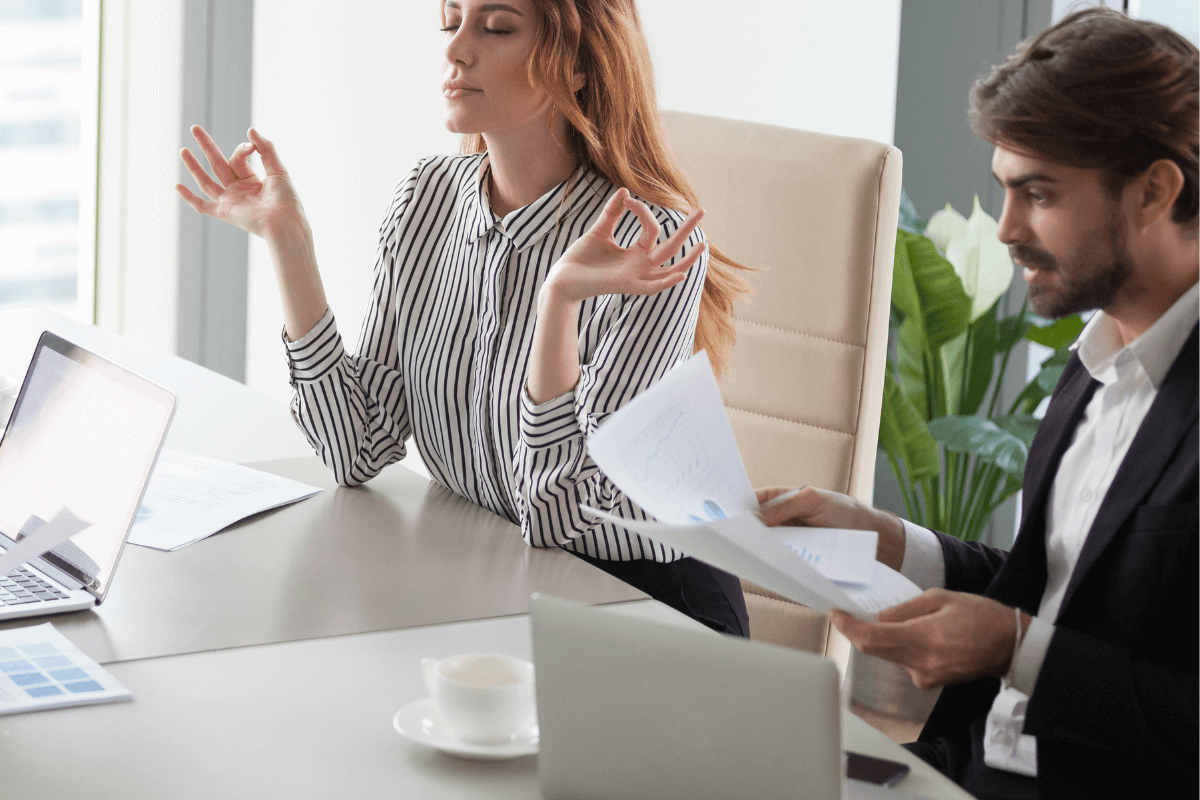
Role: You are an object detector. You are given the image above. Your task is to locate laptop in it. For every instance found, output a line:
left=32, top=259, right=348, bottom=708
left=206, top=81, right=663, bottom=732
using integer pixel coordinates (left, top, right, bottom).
left=531, top=595, right=923, bottom=800
left=531, top=593, right=845, bottom=800
left=0, top=332, right=176, bottom=621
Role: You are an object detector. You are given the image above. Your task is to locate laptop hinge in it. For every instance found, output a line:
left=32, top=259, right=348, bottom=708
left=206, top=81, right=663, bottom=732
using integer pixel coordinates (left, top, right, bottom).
left=29, top=554, right=84, bottom=592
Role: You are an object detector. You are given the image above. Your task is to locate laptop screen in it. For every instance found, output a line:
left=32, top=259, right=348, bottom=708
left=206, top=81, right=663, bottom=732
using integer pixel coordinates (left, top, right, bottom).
left=0, top=333, right=175, bottom=602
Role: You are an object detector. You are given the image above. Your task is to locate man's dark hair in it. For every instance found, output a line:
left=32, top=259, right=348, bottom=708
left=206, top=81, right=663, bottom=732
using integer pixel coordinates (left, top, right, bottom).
left=970, top=7, right=1199, bottom=224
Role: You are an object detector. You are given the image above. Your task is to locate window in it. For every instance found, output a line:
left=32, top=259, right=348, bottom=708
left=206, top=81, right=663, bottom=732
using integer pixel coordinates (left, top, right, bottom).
left=0, top=0, right=86, bottom=318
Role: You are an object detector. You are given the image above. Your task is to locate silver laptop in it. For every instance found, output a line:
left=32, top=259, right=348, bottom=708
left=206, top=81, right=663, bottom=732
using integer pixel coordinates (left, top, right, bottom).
left=0, top=332, right=175, bottom=621
left=531, top=593, right=846, bottom=800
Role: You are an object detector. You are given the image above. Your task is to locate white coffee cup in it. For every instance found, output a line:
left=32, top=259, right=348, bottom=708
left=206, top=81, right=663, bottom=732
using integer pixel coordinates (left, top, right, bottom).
left=0, top=375, right=17, bottom=428
left=420, top=653, right=536, bottom=744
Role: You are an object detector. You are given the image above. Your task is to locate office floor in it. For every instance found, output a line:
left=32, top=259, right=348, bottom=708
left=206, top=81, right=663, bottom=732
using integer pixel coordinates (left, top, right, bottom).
left=850, top=701, right=925, bottom=744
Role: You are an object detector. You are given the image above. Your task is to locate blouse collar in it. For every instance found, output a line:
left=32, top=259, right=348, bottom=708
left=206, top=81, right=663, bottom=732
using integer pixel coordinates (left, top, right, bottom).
left=466, top=154, right=611, bottom=253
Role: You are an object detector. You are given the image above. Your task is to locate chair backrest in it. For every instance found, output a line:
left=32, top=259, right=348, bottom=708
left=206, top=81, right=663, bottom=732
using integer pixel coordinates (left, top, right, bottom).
left=661, top=111, right=901, bottom=504
left=661, top=112, right=901, bottom=667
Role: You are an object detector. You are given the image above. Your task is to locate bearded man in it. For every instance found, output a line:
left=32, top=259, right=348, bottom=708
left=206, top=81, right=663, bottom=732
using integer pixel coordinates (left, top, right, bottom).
left=758, top=9, right=1198, bottom=799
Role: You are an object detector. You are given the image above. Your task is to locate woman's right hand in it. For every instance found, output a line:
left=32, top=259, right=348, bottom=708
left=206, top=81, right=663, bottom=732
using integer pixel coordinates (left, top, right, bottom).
left=176, top=125, right=305, bottom=240
left=178, top=125, right=329, bottom=342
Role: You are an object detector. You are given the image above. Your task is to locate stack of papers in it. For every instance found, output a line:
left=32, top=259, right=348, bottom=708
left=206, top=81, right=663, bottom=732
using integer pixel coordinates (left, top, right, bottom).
left=586, top=352, right=922, bottom=620
left=128, top=449, right=323, bottom=551
left=0, top=623, right=130, bottom=715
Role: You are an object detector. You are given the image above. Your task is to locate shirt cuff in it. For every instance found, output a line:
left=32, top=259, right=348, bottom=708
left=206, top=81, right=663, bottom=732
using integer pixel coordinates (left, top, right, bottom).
left=1011, top=615, right=1053, bottom=696
left=519, top=386, right=581, bottom=448
left=899, top=519, right=946, bottom=590
left=282, top=308, right=344, bottom=383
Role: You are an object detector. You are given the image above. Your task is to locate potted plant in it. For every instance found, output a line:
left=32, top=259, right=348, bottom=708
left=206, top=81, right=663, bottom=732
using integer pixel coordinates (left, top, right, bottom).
left=852, top=192, right=1084, bottom=720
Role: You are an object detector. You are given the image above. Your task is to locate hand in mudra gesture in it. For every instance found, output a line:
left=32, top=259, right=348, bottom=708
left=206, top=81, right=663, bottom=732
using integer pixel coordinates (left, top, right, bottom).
left=542, top=187, right=706, bottom=304
left=176, top=125, right=304, bottom=239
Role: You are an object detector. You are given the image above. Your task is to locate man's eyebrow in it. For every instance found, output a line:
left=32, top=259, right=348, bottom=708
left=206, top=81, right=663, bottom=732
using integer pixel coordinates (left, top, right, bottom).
left=992, top=171, right=1058, bottom=188
left=444, top=1, right=525, bottom=14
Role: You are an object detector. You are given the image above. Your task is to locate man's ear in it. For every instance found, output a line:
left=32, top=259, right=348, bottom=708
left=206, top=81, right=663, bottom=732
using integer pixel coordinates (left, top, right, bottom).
left=1132, top=159, right=1185, bottom=228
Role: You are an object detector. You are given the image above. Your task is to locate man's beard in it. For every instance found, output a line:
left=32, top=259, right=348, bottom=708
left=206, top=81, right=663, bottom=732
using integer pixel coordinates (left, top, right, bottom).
left=1013, top=219, right=1132, bottom=319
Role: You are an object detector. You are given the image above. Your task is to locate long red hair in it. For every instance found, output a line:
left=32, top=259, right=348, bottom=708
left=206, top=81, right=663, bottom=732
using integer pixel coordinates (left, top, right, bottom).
left=458, top=0, right=752, bottom=376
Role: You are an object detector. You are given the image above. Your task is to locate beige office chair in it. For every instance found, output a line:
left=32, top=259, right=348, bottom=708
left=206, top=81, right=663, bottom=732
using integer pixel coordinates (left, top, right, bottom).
left=661, top=111, right=902, bottom=672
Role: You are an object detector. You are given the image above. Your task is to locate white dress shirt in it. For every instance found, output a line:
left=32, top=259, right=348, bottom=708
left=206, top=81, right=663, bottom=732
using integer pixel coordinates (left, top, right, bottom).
left=284, top=154, right=707, bottom=562
left=900, top=281, right=1199, bottom=777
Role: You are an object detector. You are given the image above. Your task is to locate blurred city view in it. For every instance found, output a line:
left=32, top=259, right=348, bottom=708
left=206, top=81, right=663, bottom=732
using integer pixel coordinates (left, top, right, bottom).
left=0, top=0, right=83, bottom=318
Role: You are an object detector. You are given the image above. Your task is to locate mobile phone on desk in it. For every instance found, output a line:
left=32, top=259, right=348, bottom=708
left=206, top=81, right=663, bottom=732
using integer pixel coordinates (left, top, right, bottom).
left=846, top=751, right=910, bottom=787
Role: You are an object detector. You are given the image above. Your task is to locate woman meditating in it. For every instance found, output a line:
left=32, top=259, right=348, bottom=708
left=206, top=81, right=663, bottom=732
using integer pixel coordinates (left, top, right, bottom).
left=176, top=0, right=752, bottom=635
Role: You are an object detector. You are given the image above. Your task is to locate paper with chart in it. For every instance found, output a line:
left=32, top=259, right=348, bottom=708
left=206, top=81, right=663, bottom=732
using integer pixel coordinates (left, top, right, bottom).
left=586, top=351, right=757, bottom=525
left=781, top=527, right=878, bottom=586
left=128, top=449, right=323, bottom=551
left=585, top=351, right=921, bottom=619
left=583, top=506, right=918, bottom=619
left=0, top=623, right=130, bottom=714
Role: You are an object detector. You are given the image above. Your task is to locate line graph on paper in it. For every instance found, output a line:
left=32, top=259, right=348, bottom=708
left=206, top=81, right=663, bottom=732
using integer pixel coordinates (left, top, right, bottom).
left=621, top=401, right=729, bottom=523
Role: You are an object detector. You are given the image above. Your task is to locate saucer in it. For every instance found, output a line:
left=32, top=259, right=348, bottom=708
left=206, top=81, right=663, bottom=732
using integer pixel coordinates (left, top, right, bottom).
left=393, top=697, right=539, bottom=760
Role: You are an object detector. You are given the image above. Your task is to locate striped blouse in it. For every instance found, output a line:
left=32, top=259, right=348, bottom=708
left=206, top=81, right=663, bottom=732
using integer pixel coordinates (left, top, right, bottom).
left=283, top=153, right=707, bottom=562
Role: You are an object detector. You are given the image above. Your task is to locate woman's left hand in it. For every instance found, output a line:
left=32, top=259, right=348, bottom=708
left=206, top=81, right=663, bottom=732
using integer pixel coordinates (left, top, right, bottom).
left=541, top=188, right=706, bottom=305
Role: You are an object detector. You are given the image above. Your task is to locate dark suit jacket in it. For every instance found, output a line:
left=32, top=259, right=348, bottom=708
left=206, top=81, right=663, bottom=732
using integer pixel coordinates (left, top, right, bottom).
left=918, top=325, right=1198, bottom=799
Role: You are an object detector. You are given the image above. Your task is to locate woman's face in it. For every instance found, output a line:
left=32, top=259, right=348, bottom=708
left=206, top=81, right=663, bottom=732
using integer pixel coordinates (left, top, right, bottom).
left=441, top=0, right=548, bottom=136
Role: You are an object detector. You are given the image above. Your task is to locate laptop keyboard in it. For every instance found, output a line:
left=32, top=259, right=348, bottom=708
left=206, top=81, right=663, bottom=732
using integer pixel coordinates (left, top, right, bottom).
left=0, top=566, right=69, bottom=605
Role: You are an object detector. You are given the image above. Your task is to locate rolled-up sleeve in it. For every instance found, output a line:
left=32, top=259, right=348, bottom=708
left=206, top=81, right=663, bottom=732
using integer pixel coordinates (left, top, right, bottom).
left=285, top=166, right=422, bottom=486
left=512, top=211, right=707, bottom=559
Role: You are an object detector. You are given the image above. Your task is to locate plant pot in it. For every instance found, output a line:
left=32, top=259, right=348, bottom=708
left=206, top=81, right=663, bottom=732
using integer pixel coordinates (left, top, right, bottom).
left=849, top=649, right=942, bottom=723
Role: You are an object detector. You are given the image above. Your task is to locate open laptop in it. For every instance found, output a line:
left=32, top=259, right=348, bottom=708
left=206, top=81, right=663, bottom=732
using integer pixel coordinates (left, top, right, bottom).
left=0, top=332, right=175, bottom=621
left=531, top=594, right=922, bottom=800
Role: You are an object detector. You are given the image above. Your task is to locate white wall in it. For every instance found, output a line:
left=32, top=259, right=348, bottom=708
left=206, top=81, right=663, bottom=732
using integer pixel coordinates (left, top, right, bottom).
left=95, top=0, right=183, bottom=353
left=642, top=0, right=901, bottom=145
left=246, top=0, right=902, bottom=402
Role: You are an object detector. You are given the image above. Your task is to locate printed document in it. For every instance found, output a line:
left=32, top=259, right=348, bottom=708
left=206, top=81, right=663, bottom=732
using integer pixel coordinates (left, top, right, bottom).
left=0, top=623, right=131, bottom=715
left=128, top=449, right=323, bottom=551
left=586, top=352, right=921, bottom=619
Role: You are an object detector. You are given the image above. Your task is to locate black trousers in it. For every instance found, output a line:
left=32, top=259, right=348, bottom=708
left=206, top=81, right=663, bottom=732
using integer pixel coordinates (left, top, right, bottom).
left=567, top=551, right=750, bottom=638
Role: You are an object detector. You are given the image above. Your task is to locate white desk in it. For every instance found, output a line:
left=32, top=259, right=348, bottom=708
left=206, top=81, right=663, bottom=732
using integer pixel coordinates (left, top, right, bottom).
left=0, top=309, right=972, bottom=799
left=0, top=603, right=973, bottom=799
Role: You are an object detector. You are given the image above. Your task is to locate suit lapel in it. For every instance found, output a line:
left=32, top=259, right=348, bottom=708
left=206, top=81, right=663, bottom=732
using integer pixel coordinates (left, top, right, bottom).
left=1059, top=325, right=1199, bottom=613
left=987, top=356, right=1098, bottom=610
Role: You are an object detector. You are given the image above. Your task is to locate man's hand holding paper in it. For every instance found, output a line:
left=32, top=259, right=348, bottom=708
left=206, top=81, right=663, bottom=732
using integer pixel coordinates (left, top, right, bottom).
left=584, top=352, right=921, bottom=621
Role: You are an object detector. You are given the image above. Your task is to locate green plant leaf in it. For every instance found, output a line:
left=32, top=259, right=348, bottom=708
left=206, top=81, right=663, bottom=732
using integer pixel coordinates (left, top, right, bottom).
left=899, top=231, right=972, bottom=350
left=879, top=366, right=940, bottom=480
left=994, top=413, right=1040, bottom=450
left=899, top=189, right=926, bottom=234
left=1012, top=345, right=1075, bottom=414
left=995, top=311, right=1033, bottom=352
left=940, top=331, right=966, bottom=416
left=962, top=302, right=998, bottom=416
left=897, top=316, right=929, bottom=419
left=928, top=415, right=1028, bottom=478
left=1025, top=314, right=1086, bottom=349
left=892, top=231, right=929, bottom=417
left=891, top=231, right=924, bottom=326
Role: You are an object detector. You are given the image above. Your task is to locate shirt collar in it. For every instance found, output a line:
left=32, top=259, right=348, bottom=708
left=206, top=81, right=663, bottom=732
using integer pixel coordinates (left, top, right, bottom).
left=465, top=154, right=611, bottom=252
left=1072, top=280, right=1199, bottom=388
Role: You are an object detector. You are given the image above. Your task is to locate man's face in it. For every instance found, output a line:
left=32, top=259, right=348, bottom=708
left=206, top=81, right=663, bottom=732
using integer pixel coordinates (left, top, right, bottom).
left=992, top=146, right=1133, bottom=319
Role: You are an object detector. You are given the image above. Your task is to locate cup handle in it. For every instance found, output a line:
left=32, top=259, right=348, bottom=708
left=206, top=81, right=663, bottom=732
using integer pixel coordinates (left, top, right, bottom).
left=420, top=658, right=439, bottom=696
